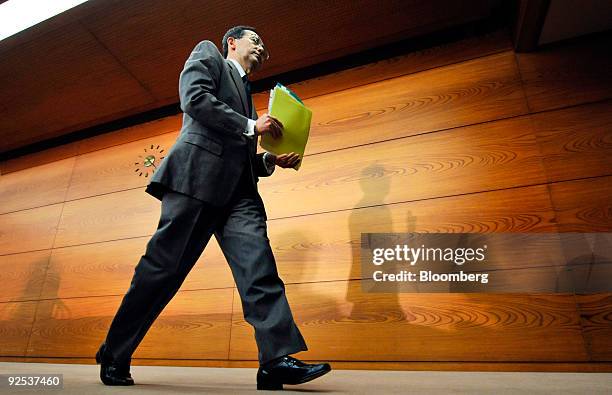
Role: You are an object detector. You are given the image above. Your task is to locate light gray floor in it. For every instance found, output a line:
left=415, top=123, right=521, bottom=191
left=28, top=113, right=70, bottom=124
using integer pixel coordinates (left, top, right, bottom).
left=0, top=362, right=611, bottom=394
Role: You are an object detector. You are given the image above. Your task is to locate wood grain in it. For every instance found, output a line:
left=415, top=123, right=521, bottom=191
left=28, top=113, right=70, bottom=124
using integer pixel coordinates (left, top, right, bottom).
left=1, top=114, right=180, bottom=176
left=290, top=51, right=528, bottom=156
left=517, top=33, right=612, bottom=112
left=0, top=203, right=64, bottom=255
left=0, top=157, right=75, bottom=214
left=1, top=29, right=510, bottom=173
left=229, top=281, right=587, bottom=361
left=46, top=117, right=550, bottom=241
left=576, top=293, right=612, bottom=361
left=53, top=188, right=159, bottom=248
left=2, top=356, right=612, bottom=372
left=1, top=0, right=501, bottom=154
left=66, top=132, right=178, bottom=201
left=0, top=142, right=79, bottom=175
left=27, top=288, right=233, bottom=359
left=3, top=23, right=611, bottom=369
left=0, top=250, right=50, bottom=302
left=252, top=29, right=512, bottom=110
left=43, top=53, right=528, bottom=202
left=260, top=116, right=547, bottom=218
left=0, top=300, right=37, bottom=356
left=267, top=184, right=557, bottom=285
left=15, top=184, right=560, bottom=300
left=42, top=236, right=234, bottom=300
left=51, top=117, right=550, bottom=248
left=0, top=20, right=156, bottom=153
left=76, top=116, right=181, bottom=156
left=532, top=100, right=612, bottom=183
left=549, top=175, right=612, bottom=232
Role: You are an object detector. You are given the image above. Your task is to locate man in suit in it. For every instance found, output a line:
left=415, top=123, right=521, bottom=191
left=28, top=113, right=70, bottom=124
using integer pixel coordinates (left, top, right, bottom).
left=96, top=26, right=331, bottom=390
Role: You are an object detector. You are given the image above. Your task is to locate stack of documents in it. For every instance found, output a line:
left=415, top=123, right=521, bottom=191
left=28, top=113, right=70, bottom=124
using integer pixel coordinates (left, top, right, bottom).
left=260, top=83, right=312, bottom=170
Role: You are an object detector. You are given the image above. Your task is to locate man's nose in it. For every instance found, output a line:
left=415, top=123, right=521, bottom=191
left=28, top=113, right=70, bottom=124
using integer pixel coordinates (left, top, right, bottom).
left=256, top=46, right=268, bottom=60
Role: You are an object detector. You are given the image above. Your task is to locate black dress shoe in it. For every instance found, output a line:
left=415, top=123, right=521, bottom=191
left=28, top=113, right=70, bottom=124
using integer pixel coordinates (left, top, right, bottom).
left=95, top=343, right=134, bottom=386
left=257, top=355, right=331, bottom=390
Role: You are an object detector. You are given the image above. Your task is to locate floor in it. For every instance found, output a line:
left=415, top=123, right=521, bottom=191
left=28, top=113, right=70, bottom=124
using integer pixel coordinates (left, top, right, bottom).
left=0, top=362, right=611, bottom=394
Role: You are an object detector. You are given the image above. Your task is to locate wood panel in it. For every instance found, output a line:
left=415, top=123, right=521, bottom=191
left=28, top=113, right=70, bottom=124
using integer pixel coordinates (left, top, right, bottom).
left=296, top=51, right=528, bottom=155
left=252, top=29, right=512, bottom=110
left=549, top=176, right=612, bottom=232
left=0, top=115, right=180, bottom=176
left=27, top=288, right=233, bottom=359
left=576, top=293, right=612, bottom=361
left=517, top=32, right=612, bottom=112
left=0, top=250, right=50, bottom=302
left=0, top=203, right=64, bottom=255
left=260, top=116, right=547, bottom=218
left=533, top=100, right=612, bottom=183
left=1, top=30, right=510, bottom=174
left=48, top=117, right=549, bottom=233
left=0, top=20, right=156, bottom=153
left=0, top=157, right=74, bottom=214
left=53, top=189, right=159, bottom=248
left=229, top=281, right=587, bottom=361
left=79, top=0, right=499, bottom=98
left=0, top=141, right=79, bottom=175
left=76, top=116, right=181, bottom=156
left=41, top=237, right=234, bottom=300
left=0, top=300, right=37, bottom=356
left=49, top=53, right=528, bottom=202
left=66, top=132, right=178, bottom=201
left=268, top=184, right=557, bottom=285
left=27, top=184, right=567, bottom=296
left=1, top=0, right=501, bottom=154
left=2, top=357, right=612, bottom=372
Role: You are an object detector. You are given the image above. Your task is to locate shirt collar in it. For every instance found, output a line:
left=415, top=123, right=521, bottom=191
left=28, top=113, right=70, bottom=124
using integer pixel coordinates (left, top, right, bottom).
left=227, top=58, right=247, bottom=79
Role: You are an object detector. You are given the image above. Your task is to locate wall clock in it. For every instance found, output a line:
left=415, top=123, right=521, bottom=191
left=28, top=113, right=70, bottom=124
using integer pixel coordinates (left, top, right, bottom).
left=134, top=144, right=165, bottom=178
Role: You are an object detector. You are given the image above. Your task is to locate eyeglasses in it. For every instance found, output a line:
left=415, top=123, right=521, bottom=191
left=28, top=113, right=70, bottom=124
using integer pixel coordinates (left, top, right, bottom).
left=248, top=35, right=269, bottom=60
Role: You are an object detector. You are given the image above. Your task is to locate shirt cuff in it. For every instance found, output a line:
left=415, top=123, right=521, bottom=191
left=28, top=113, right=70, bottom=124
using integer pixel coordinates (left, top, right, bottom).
left=262, top=152, right=276, bottom=175
left=244, top=119, right=256, bottom=138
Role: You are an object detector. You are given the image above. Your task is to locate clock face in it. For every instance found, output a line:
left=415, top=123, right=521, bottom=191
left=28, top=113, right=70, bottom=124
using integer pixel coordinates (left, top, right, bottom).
left=134, top=144, right=165, bottom=178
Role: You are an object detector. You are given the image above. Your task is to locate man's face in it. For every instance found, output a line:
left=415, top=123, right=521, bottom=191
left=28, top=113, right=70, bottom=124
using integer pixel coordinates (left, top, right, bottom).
left=228, top=30, right=269, bottom=74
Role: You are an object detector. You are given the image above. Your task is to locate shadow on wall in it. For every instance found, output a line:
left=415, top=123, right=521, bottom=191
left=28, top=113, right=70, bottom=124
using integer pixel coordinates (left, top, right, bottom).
left=347, top=163, right=407, bottom=320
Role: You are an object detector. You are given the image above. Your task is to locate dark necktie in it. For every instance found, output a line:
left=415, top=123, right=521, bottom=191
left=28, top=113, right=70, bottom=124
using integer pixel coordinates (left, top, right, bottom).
left=242, top=74, right=252, bottom=117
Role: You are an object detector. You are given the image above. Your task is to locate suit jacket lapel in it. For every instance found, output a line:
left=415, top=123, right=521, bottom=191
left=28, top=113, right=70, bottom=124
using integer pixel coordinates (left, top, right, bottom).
left=225, top=60, right=250, bottom=117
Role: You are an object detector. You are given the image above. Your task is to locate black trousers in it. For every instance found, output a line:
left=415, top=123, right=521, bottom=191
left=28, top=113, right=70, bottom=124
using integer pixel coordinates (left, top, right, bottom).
left=104, top=167, right=307, bottom=365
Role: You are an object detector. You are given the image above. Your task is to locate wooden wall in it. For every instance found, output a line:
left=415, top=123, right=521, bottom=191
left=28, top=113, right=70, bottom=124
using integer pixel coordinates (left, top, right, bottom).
left=1, top=29, right=611, bottom=371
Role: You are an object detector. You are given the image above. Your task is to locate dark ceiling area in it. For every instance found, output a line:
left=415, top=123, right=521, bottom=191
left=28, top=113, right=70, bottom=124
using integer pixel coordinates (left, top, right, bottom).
left=2, top=0, right=609, bottom=161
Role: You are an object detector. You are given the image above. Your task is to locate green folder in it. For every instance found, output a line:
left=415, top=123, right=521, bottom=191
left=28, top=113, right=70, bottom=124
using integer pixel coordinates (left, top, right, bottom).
left=260, top=84, right=311, bottom=170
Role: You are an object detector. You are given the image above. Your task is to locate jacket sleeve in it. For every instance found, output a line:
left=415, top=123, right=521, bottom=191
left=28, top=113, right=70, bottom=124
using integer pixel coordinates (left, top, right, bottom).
left=179, top=41, right=249, bottom=138
left=253, top=152, right=275, bottom=177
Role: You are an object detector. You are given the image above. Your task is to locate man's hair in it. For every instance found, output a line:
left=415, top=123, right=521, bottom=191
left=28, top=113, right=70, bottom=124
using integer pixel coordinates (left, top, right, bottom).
left=222, top=25, right=258, bottom=58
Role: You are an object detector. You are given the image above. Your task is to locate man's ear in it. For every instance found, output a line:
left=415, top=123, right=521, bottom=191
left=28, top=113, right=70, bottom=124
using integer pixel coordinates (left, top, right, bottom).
left=227, top=36, right=236, bottom=52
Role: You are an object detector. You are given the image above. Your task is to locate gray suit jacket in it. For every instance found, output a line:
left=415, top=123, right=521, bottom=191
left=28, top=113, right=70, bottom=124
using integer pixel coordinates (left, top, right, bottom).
left=146, top=40, right=271, bottom=208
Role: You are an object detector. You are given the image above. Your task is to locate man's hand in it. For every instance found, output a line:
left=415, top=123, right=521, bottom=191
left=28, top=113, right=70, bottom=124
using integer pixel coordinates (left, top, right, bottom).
left=255, top=113, right=283, bottom=139
left=274, top=152, right=301, bottom=169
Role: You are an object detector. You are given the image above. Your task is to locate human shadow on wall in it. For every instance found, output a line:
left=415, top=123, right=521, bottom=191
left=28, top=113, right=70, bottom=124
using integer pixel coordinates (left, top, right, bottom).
left=10, top=256, right=70, bottom=322
left=346, top=163, right=407, bottom=321
left=8, top=258, right=70, bottom=357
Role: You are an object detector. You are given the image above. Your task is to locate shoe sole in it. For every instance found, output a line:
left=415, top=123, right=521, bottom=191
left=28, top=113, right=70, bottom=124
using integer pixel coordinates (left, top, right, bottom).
left=256, top=365, right=331, bottom=390
left=293, top=365, right=331, bottom=385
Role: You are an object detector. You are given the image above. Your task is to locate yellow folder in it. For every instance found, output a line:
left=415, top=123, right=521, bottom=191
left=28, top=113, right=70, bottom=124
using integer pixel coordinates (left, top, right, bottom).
left=260, top=84, right=312, bottom=170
